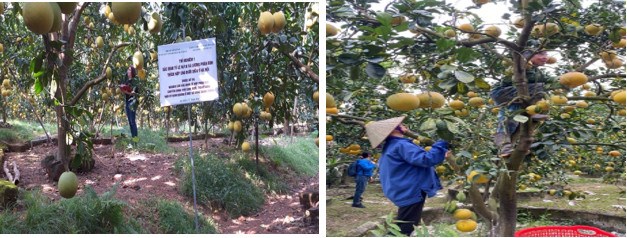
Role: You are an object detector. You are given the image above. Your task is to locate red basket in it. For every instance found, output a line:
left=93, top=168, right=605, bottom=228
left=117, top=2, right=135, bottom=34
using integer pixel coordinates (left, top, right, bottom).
left=515, top=225, right=616, bottom=237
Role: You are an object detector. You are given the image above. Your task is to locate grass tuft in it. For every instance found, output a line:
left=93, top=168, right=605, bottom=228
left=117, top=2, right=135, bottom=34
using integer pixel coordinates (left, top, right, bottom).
left=0, top=186, right=142, bottom=234
left=179, top=154, right=265, bottom=218
left=235, top=154, right=290, bottom=194
left=260, top=136, right=318, bottom=176
left=0, top=120, right=56, bottom=143
left=156, top=199, right=217, bottom=233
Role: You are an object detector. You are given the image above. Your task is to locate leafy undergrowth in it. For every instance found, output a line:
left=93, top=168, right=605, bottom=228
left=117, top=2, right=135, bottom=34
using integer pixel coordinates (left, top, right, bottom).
left=327, top=174, right=625, bottom=237
left=0, top=186, right=142, bottom=234
left=0, top=186, right=219, bottom=234
left=0, top=120, right=55, bottom=143
left=176, top=135, right=318, bottom=218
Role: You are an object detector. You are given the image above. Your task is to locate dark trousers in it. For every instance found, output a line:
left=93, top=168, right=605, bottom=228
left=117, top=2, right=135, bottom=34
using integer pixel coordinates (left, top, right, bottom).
left=396, top=192, right=427, bottom=236
left=353, top=175, right=367, bottom=205
left=125, top=101, right=138, bottom=137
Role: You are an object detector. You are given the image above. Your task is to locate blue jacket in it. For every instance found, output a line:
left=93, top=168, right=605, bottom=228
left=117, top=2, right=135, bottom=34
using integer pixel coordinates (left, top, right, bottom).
left=356, top=158, right=376, bottom=177
left=378, top=137, right=449, bottom=207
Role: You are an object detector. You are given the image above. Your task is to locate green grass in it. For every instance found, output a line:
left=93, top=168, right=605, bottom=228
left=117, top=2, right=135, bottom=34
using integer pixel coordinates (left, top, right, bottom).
left=178, top=154, right=265, bottom=218
left=156, top=200, right=217, bottom=234
left=261, top=136, right=318, bottom=176
left=235, top=154, right=290, bottom=194
left=0, top=186, right=143, bottom=234
left=0, top=120, right=56, bottom=143
left=113, top=128, right=173, bottom=154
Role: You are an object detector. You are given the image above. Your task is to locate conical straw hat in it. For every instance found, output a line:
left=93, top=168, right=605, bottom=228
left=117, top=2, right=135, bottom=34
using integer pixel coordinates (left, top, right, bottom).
left=365, top=116, right=405, bottom=148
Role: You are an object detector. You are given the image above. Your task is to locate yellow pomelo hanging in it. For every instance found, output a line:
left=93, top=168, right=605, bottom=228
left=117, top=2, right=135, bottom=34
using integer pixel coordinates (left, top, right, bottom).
left=386, top=93, right=420, bottom=111
left=22, top=2, right=55, bottom=34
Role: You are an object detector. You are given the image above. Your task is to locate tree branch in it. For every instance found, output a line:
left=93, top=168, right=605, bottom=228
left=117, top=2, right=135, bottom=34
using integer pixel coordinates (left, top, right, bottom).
left=566, top=96, right=611, bottom=101
left=277, top=45, right=319, bottom=82
left=588, top=73, right=626, bottom=82
left=469, top=184, right=496, bottom=221
left=516, top=13, right=535, bottom=50
left=335, top=117, right=365, bottom=127
left=413, top=26, right=519, bottom=50
left=575, top=58, right=599, bottom=72
left=69, top=43, right=131, bottom=106
left=65, top=2, right=89, bottom=52
left=567, top=142, right=624, bottom=148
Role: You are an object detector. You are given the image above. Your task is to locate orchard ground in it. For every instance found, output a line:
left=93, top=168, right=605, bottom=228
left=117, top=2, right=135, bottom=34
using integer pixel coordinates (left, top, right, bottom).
left=327, top=176, right=626, bottom=237
left=0, top=120, right=319, bottom=234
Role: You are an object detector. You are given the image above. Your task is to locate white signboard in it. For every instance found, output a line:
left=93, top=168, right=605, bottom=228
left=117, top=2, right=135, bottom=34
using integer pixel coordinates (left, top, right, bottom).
left=157, top=38, right=219, bottom=107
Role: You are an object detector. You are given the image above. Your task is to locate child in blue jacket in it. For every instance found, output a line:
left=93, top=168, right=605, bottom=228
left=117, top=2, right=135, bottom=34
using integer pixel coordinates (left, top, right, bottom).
left=378, top=124, right=451, bottom=236
left=352, top=152, right=376, bottom=208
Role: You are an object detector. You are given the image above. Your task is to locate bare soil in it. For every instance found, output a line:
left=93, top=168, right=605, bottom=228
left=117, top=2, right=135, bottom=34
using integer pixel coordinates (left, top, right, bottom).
left=2, top=137, right=318, bottom=234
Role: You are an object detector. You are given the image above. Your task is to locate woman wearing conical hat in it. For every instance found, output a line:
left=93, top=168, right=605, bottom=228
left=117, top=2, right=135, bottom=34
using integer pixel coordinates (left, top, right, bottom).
left=366, top=116, right=451, bottom=236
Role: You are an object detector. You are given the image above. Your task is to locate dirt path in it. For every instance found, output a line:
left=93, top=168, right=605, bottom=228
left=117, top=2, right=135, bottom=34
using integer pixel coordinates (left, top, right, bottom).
left=2, top=137, right=318, bottom=234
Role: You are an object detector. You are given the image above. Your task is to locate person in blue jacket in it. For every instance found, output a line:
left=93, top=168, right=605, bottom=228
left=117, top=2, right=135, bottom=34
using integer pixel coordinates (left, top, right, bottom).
left=378, top=124, right=451, bottom=236
left=352, top=152, right=376, bottom=208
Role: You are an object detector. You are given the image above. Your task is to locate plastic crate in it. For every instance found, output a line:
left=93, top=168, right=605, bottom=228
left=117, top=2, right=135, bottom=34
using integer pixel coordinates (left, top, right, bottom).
left=515, top=225, right=616, bottom=237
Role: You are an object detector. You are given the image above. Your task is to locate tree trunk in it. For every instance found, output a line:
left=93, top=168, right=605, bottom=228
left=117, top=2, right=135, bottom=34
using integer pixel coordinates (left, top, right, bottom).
left=291, top=95, right=298, bottom=138
left=147, top=110, right=151, bottom=129
left=283, top=115, right=290, bottom=136
left=139, top=112, right=144, bottom=129
left=496, top=171, right=518, bottom=236
left=55, top=105, right=70, bottom=171
left=0, top=96, right=6, bottom=123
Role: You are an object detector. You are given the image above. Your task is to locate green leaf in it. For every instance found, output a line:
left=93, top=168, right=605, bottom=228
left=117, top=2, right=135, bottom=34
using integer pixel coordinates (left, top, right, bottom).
left=456, top=47, right=479, bottom=63
left=458, top=150, right=472, bottom=158
left=475, top=78, right=491, bottom=90
left=420, top=118, right=437, bottom=131
left=389, top=37, right=415, bottom=49
left=34, top=78, right=43, bottom=94
left=338, top=53, right=361, bottom=65
left=334, top=6, right=356, bottom=17
left=437, top=78, right=457, bottom=90
left=454, top=70, right=475, bottom=83
left=357, top=25, right=376, bottom=33
left=393, top=22, right=409, bottom=32
left=513, top=115, right=529, bottom=123
left=446, top=120, right=460, bottom=134
left=389, top=223, right=401, bottom=231
left=376, top=12, right=393, bottom=26
left=609, top=28, right=622, bottom=42
left=30, top=53, right=45, bottom=74
left=370, top=230, right=383, bottom=236
left=390, top=228, right=405, bottom=237
left=365, top=57, right=385, bottom=63
left=436, top=38, right=456, bottom=51
left=375, top=25, right=393, bottom=37
left=362, top=44, right=386, bottom=55
left=365, top=63, right=386, bottom=79
left=437, top=127, right=454, bottom=141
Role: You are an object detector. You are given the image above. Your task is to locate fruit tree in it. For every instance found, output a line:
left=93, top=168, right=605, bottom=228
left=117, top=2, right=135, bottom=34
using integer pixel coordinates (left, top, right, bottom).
left=326, top=0, right=625, bottom=236
left=0, top=2, right=318, bottom=178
